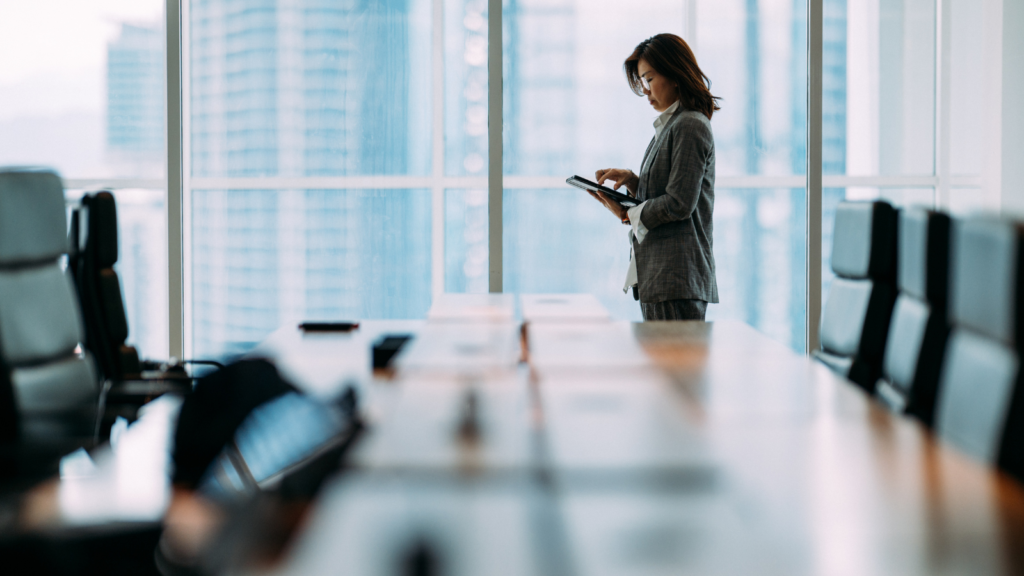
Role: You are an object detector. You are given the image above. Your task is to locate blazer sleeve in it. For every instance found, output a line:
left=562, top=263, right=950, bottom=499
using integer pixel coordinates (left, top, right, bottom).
left=638, top=115, right=712, bottom=231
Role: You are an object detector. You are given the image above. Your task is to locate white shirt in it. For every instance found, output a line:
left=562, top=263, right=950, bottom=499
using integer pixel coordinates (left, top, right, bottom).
left=623, top=100, right=680, bottom=294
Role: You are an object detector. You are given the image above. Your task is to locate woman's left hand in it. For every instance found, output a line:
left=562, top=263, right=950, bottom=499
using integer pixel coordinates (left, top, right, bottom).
left=587, top=190, right=630, bottom=222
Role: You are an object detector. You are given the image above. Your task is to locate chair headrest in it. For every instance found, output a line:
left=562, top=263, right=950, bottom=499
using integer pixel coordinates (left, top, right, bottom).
left=949, top=216, right=1024, bottom=346
left=82, top=192, right=119, bottom=267
left=831, top=201, right=897, bottom=281
left=0, top=168, right=68, bottom=265
left=898, top=208, right=951, bottom=307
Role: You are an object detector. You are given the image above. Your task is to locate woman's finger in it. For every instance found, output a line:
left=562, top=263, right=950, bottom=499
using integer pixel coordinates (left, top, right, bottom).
left=597, top=168, right=624, bottom=185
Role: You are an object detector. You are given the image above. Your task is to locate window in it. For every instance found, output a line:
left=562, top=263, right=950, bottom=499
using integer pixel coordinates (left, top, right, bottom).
left=179, top=0, right=814, bottom=357
left=184, top=0, right=437, bottom=358
left=0, top=0, right=168, bottom=358
left=5, top=0, right=996, bottom=358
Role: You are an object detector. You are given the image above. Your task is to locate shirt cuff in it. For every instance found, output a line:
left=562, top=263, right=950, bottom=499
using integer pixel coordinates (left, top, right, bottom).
left=628, top=201, right=649, bottom=244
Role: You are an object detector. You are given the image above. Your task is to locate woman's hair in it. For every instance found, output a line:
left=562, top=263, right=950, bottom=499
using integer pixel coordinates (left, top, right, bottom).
left=624, top=34, right=721, bottom=120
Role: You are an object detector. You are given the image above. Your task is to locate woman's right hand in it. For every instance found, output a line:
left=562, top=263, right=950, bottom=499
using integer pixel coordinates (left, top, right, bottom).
left=595, top=168, right=639, bottom=196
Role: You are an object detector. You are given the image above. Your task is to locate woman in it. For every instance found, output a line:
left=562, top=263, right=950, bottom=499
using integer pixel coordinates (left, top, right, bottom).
left=589, top=33, right=719, bottom=321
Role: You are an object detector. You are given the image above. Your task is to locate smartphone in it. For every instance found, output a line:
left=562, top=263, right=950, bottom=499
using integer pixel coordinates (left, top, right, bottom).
left=299, top=321, right=360, bottom=332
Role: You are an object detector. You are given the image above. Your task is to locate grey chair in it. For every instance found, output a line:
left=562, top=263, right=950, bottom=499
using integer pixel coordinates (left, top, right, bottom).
left=68, top=191, right=222, bottom=437
left=814, top=201, right=898, bottom=391
left=875, top=208, right=951, bottom=426
left=0, top=168, right=100, bottom=477
left=933, top=216, right=1024, bottom=481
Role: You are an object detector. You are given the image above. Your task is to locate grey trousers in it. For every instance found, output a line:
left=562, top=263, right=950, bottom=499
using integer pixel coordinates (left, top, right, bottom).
left=640, top=298, right=708, bottom=321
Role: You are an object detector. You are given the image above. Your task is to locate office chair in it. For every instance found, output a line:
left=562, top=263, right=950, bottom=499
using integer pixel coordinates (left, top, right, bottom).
left=68, top=191, right=221, bottom=432
left=814, top=201, right=898, bottom=391
left=0, top=168, right=100, bottom=478
left=68, top=191, right=142, bottom=381
left=875, top=208, right=951, bottom=426
left=933, top=216, right=1024, bottom=481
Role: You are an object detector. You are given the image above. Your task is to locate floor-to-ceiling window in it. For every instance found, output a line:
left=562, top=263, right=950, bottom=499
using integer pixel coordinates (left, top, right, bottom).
left=180, top=0, right=815, bottom=358
left=0, top=0, right=168, bottom=359
left=3, top=0, right=999, bottom=359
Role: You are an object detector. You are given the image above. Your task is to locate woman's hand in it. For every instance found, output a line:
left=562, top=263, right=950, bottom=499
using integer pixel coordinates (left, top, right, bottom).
left=595, top=168, right=639, bottom=196
left=588, top=168, right=637, bottom=223
left=587, top=189, right=629, bottom=222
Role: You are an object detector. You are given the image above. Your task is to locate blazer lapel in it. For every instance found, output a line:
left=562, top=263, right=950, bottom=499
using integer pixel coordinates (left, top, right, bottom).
left=639, top=136, right=657, bottom=200
left=640, top=107, right=687, bottom=201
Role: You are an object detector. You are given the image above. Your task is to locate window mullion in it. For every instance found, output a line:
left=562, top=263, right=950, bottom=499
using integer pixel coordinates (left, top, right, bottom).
left=487, top=0, right=503, bottom=293
left=936, top=0, right=952, bottom=210
left=166, top=0, right=184, bottom=359
left=807, top=0, right=823, bottom=353
left=431, top=0, right=445, bottom=298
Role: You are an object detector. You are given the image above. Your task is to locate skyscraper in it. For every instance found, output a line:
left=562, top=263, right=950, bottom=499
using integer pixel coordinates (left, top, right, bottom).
left=189, top=0, right=430, bottom=359
left=106, top=22, right=168, bottom=358
left=107, top=23, right=164, bottom=167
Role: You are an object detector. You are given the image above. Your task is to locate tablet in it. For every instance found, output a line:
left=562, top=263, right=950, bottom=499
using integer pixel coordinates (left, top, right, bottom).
left=566, top=175, right=640, bottom=208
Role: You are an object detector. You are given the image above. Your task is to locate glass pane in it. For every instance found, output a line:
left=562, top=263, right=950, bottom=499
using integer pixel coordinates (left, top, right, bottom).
left=708, top=189, right=806, bottom=352
left=949, top=0, right=984, bottom=176
left=2, top=2, right=168, bottom=359
left=189, top=0, right=432, bottom=177
left=0, top=2, right=165, bottom=179
left=191, top=189, right=431, bottom=360
left=840, top=0, right=936, bottom=176
left=502, top=1, right=693, bottom=176
left=445, top=0, right=489, bottom=176
left=502, top=189, right=641, bottom=321
left=698, top=0, right=808, bottom=177
left=187, top=0, right=434, bottom=359
left=445, top=188, right=489, bottom=293
left=110, top=189, right=169, bottom=359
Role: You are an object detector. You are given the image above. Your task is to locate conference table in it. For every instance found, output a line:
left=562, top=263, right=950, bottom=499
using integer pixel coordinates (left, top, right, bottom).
left=238, top=295, right=1024, bottom=576
left=11, top=294, right=1024, bottom=575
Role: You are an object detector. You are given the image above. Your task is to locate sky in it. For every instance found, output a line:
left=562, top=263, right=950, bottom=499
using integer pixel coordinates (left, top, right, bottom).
left=0, top=0, right=162, bottom=120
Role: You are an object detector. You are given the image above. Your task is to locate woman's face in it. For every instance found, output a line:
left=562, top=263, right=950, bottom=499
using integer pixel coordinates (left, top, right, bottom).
left=638, top=58, right=678, bottom=113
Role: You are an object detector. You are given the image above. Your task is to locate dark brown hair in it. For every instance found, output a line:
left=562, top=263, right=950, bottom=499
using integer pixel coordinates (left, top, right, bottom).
left=625, top=34, right=721, bottom=120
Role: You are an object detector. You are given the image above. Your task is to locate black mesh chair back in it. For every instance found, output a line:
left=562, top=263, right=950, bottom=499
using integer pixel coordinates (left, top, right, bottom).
left=876, top=209, right=951, bottom=425
left=934, top=216, right=1024, bottom=481
left=70, top=191, right=140, bottom=381
left=815, top=201, right=898, bottom=390
left=898, top=208, right=951, bottom=311
left=0, top=168, right=100, bottom=472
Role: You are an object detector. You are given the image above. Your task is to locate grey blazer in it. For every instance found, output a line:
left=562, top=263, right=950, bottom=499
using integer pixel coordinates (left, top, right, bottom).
left=633, top=107, right=719, bottom=304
